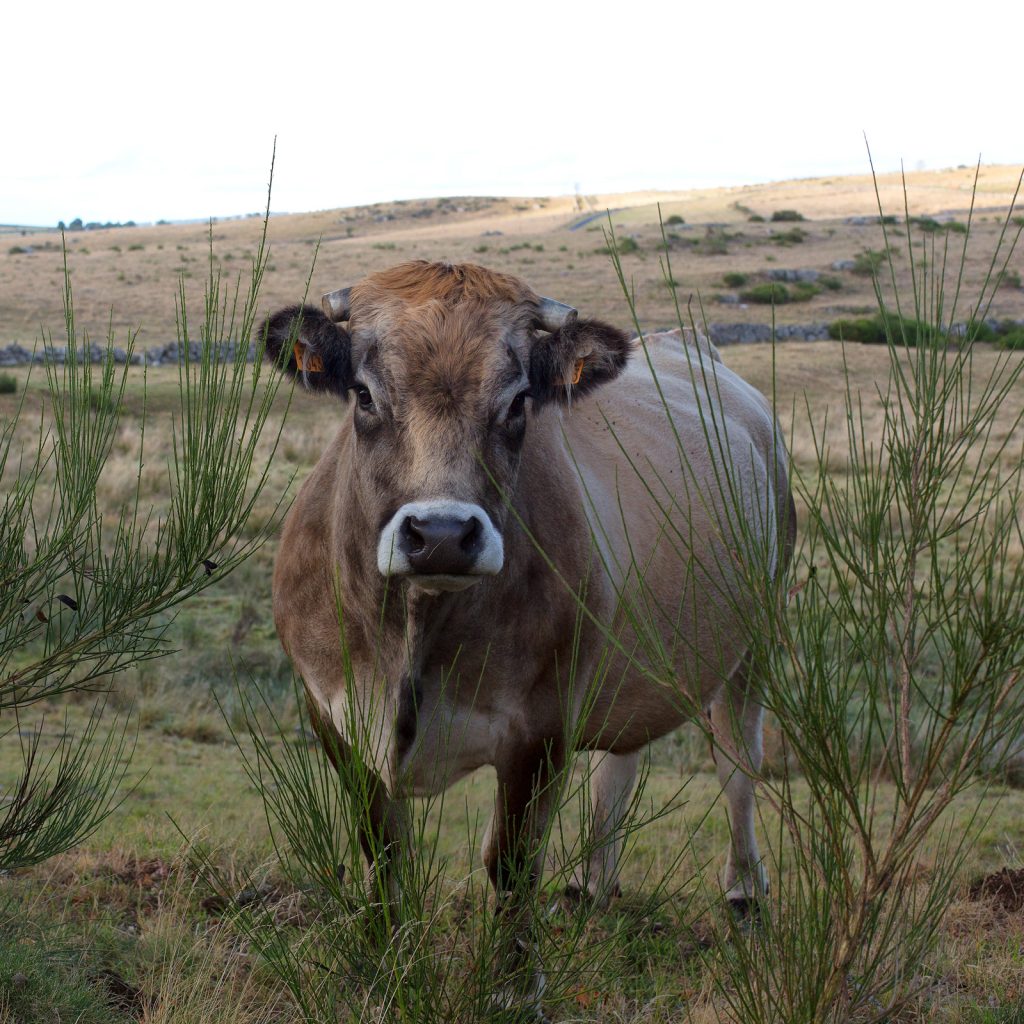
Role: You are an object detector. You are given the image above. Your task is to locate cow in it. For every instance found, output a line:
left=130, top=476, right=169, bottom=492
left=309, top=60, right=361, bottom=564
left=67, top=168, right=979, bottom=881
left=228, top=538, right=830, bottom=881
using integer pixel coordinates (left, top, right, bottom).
left=262, top=260, right=794, bottom=1019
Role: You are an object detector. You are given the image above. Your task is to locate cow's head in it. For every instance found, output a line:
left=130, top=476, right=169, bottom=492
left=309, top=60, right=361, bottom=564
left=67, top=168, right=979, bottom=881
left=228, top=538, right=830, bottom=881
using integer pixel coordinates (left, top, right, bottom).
left=262, top=261, right=630, bottom=593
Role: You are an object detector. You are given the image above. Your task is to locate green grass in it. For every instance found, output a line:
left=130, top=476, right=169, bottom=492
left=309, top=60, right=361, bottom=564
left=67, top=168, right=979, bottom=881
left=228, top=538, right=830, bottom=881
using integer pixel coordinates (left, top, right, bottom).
left=3, top=337, right=1023, bottom=1022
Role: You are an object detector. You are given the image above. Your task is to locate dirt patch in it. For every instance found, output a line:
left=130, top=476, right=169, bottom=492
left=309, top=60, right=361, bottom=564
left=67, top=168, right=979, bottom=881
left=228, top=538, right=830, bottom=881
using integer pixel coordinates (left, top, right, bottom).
left=968, top=867, right=1024, bottom=913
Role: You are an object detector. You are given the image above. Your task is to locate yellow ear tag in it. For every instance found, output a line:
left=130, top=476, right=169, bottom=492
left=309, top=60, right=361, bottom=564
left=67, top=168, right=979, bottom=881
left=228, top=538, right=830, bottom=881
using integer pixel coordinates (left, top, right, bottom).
left=294, top=342, right=324, bottom=373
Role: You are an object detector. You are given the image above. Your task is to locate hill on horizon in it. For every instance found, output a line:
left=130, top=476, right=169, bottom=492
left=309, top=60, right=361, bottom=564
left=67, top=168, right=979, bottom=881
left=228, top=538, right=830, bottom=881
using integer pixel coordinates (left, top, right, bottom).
left=1, top=164, right=1021, bottom=347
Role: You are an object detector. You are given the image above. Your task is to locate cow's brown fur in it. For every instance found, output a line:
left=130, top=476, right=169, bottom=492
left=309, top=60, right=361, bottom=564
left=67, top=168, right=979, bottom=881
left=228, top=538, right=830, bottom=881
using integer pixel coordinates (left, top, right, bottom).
left=263, top=261, right=793, bottom=1015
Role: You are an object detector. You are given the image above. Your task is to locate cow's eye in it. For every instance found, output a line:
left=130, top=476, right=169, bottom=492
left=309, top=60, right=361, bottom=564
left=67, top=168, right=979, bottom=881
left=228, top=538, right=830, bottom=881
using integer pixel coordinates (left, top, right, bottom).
left=352, top=384, right=376, bottom=413
left=506, top=390, right=529, bottom=422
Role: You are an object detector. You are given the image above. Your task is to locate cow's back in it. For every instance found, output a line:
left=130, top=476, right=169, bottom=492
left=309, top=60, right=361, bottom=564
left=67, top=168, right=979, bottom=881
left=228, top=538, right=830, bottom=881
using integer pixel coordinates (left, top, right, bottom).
left=553, top=329, right=787, bottom=745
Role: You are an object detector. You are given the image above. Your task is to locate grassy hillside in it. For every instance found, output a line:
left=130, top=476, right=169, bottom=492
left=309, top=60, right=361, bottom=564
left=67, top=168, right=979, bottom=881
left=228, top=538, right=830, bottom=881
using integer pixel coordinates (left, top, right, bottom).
left=1, top=165, right=1021, bottom=348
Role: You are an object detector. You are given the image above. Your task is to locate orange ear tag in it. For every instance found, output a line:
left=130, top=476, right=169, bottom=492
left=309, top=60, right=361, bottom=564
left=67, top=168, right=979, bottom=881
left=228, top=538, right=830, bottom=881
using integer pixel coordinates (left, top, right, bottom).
left=556, top=358, right=585, bottom=387
left=294, top=342, right=324, bottom=373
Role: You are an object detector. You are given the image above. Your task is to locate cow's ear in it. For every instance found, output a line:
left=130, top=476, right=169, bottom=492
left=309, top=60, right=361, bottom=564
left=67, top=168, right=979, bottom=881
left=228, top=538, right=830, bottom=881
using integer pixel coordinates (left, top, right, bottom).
left=260, top=304, right=352, bottom=398
left=528, top=317, right=632, bottom=406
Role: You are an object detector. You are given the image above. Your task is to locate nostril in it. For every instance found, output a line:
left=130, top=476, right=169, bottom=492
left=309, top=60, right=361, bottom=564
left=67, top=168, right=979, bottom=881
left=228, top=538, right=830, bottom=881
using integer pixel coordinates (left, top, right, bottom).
left=401, top=516, right=426, bottom=554
left=460, top=516, right=482, bottom=554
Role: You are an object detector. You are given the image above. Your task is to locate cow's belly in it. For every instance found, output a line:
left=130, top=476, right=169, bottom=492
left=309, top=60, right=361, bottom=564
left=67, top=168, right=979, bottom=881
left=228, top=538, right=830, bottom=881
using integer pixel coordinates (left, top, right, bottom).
left=395, top=698, right=506, bottom=798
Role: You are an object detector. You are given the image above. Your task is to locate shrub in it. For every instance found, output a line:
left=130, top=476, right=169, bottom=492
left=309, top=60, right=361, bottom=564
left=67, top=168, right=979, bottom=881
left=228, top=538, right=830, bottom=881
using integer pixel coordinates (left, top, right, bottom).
left=792, top=281, right=821, bottom=302
left=748, top=214, right=766, bottom=223
left=827, top=310, right=942, bottom=346
left=996, top=329, right=1024, bottom=350
left=693, top=228, right=732, bottom=256
left=8, top=245, right=25, bottom=255
left=723, top=272, right=749, bottom=288
left=999, top=269, right=1022, bottom=290
left=819, top=275, right=843, bottom=291
left=665, top=214, right=685, bottom=225
left=0, top=373, right=17, bottom=394
left=908, top=216, right=966, bottom=233
left=741, top=282, right=791, bottom=304
left=0, top=192, right=288, bottom=874
left=127, top=243, right=144, bottom=251
left=852, top=249, right=889, bottom=276
left=771, top=209, right=805, bottom=222
left=773, top=227, right=807, bottom=246
left=598, top=236, right=640, bottom=256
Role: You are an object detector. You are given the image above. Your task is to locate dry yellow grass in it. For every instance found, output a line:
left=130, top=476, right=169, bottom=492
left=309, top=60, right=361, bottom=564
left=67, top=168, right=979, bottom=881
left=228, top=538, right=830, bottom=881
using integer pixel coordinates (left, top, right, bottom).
left=1, top=164, right=1020, bottom=351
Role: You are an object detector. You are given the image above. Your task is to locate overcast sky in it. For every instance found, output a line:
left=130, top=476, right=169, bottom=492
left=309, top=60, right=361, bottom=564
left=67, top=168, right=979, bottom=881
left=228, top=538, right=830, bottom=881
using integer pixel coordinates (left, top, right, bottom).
left=3, top=0, right=1019, bottom=226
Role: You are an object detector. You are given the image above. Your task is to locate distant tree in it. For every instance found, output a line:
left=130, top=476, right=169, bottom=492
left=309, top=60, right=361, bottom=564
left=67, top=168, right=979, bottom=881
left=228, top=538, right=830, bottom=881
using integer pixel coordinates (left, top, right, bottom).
left=68, top=218, right=83, bottom=231
left=57, top=220, right=66, bottom=232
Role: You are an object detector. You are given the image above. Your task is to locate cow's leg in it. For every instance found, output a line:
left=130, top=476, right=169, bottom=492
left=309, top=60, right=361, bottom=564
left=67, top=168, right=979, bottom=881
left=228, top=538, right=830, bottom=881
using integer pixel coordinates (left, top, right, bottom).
left=308, top=701, right=409, bottom=928
left=483, top=739, right=564, bottom=1023
left=565, top=749, right=639, bottom=908
left=709, top=656, right=767, bottom=915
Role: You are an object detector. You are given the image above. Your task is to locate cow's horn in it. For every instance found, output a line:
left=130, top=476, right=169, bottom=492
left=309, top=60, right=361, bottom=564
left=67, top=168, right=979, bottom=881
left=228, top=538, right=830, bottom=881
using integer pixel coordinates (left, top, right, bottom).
left=322, top=287, right=352, bottom=322
left=536, top=296, right=578, bottom=332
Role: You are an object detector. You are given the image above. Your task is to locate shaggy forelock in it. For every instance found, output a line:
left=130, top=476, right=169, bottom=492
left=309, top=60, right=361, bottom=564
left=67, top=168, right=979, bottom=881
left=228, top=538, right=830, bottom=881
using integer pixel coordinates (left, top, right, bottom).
left=350, top=261, right=534, bottom=416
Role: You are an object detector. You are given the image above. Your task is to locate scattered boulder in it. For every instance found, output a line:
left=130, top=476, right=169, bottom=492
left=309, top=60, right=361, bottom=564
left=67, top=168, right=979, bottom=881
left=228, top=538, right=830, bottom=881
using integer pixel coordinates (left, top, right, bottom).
left=768, top=268, right=820, bottom=283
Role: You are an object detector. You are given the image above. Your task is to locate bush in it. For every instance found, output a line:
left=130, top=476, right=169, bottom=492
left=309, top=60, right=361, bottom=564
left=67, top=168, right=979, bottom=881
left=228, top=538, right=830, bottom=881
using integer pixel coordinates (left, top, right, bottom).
left=8, top=245, right=26, bottom=255
left=741, top=282, right=791, bottom=304
left=771, top=209, right=805, bottom=222
left=748, top=214, right=766, bottom=223
left=996, top=328, right=1024, bottom=350
left=723, top=271, right=749, bottom=288
left=828, top=310, right=942, bottom=346
left=999, top=269, right=1022, bottom=290
left=852, top=249, right=889, bottom=276
left=616, top=236, right=640, bottom=255
left=792, top=282, right=821, bottom=302
left=665, top=214, right=685, bottom=225
left=773, top=227, right=808, bottom=246
left=819, top=275, right=843, bottom=291
left=693, top=228, right=733, bottom=256
left=0, top=373, right=16, bottom=394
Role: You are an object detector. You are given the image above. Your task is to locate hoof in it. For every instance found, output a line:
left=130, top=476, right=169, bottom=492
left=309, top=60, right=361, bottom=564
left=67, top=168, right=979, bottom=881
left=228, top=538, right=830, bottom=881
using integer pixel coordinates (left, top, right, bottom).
left=727, top=895, right=763, bottom=929
left=563, top=880, right=620, bottom=909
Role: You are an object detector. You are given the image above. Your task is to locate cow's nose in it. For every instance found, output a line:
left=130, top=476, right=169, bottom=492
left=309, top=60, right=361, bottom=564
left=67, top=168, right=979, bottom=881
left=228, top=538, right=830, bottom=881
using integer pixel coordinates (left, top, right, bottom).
left=398, top=515, right=483, bottom=575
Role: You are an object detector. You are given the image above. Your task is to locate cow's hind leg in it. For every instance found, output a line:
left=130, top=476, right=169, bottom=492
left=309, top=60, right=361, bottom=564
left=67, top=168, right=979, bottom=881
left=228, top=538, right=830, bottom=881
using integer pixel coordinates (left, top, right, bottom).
left=565, top=749, right=638, bottom=908
left=709, top=654, right=767, bottom=916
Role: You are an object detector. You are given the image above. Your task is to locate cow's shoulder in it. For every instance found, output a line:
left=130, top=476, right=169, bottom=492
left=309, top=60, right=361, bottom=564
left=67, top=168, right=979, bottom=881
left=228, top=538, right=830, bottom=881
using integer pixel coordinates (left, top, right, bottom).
left=634, top=327, right=722, bottom=366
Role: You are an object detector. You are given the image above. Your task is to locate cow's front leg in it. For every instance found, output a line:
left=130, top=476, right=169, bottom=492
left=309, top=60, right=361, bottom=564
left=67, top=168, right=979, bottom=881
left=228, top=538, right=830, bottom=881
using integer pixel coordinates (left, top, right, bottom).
left=310, top=704, right=409, bottom=933
left=483, top=739, right=564, bottom=1023
left=355, top=772, right=409, bottom=927
left=565, top=749, right=639, bottom=908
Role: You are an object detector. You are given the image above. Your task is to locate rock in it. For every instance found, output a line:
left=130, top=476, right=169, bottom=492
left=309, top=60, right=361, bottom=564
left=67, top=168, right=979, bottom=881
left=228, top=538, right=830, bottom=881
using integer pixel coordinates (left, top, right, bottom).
left=768, top=269, right=820, bottom=283
left=716, top=293, right=740, bottom=304
left=831, top=260, right=856, bottom=272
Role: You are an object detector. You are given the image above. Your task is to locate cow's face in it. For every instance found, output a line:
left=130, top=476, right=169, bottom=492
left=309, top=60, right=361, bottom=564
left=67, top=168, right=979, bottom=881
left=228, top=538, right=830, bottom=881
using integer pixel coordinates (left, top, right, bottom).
left=263, top=262, right=630, bottom=593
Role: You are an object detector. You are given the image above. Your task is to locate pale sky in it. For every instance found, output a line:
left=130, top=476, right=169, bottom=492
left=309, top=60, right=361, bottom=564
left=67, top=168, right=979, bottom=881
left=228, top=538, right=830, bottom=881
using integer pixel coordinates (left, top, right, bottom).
left=3, top=0, right=1019, bottom=226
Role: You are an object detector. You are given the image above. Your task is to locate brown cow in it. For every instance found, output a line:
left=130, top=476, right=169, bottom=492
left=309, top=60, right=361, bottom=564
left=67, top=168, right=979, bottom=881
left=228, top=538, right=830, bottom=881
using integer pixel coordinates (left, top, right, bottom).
left=262, top=260, right=794, bottom=1019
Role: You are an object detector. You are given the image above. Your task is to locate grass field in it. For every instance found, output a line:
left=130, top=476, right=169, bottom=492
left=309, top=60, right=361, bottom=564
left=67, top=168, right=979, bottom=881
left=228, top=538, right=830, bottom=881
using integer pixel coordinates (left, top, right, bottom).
left=1, top=165, right=1022, bottom=348
left=2, top=166, right=1024, bottom=1022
